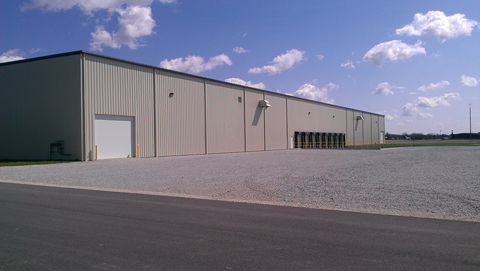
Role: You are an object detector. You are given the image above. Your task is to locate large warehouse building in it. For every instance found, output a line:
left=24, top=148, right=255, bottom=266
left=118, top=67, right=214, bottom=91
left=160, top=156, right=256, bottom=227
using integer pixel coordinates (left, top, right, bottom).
left=0, top=51, right=385, bottom=161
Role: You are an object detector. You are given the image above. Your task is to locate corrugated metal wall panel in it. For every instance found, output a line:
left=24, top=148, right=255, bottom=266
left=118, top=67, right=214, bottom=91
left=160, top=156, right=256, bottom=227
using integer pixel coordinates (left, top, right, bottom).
left=346, top=109, right=354, bottom=146
left=379, top=115, right=385, bottom=134
left=287, top=97, right=347, bottom=141
left=265, top=93, right=287, bottom=150
left=156, top=70, right=206, bottom=156
left=84, top=54, right=155, bottom=160
left=363, top=113, right=373, bottom=145
left=0, top=55, right=82, bottom=160
left=372, top=114, right=379, bottom=144
left=353, top=111, right=364, bottom=145
left=245, top=88, right=265, bottom=151
left=206, top=80, right=245, bottom=154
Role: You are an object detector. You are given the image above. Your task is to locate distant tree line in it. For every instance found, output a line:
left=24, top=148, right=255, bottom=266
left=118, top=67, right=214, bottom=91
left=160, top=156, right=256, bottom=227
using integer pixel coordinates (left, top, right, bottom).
left=385, top=132, right=480, bottom=140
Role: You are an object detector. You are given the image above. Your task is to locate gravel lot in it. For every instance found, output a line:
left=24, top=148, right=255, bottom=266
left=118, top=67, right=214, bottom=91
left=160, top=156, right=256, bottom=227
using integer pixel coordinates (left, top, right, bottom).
left=1, top=147, right=479, bottom=221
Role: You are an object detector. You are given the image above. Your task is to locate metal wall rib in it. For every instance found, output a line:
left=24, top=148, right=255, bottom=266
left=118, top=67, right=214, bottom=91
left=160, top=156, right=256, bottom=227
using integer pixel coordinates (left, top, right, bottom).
left=363, top=113, right=372, bottom=144
left=265, top=93, right=287, bottom=150
left=206, top=80, right=245, bottom=154
left=353, top=111, right=364, bottom=145
left=346, top=109, right=354, bottom=145
left=287, top=97, right=347, bottom=139
left=372, top=114, right=379, bottom=144
left=83, top=54, right=155, bottom=160
left=155, top=70, right=205, bottom=156
left=0, top=55, right=82, bottom=160
left=245, top=88, right=265, bottom=151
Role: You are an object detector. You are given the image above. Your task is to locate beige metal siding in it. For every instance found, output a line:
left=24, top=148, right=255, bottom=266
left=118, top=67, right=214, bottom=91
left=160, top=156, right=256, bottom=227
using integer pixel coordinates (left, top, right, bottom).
left=346, top=109, right=355, bottom=146
left=354, top=111, right=364, bottom=145
left=363, top=113, right=373, bottom=145
left=379, top=115, right=385, bottom=143
left=287, top=97, right=347, bottom=139
left=0, top=55, right=82, bottom=160
left=379, top=115, right=385, bottom=134
left=156, top=70, right=205, bottom=156
left=206, top=80, right=245, bottom=154
left=84, top=54, right=155, bottom=160
left=372, top=114, right=380, bottom=144
left=245, top=88, right=265, bottom=151
left=265, top=93, right=287, bottom=150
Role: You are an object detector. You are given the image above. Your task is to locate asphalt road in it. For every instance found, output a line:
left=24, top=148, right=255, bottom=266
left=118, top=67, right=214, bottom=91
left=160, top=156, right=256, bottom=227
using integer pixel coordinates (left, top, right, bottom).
left=2, top=182, right=479, bottom=270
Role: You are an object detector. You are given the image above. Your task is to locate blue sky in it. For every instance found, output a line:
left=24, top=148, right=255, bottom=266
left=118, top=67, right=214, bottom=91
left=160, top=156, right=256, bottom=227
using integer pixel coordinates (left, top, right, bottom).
left=1, top=0, right=479, bottom=135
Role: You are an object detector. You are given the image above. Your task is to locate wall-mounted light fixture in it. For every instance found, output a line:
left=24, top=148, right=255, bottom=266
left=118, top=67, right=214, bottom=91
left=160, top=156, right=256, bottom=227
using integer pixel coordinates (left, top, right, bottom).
left=169, top=93, right=174, bottom=98
left=258, top=100, right=271, bottom=108
left=356, top=115, right=365, bottom=121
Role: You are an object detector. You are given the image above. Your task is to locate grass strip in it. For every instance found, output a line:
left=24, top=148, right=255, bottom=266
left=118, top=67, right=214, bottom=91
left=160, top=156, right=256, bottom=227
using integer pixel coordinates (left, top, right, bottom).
left=0, top=160, right=71, bottom=167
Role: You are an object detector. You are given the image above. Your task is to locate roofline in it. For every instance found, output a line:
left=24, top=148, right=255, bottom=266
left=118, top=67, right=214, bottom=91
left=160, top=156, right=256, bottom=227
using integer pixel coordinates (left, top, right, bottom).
left=1, top=50, right=384, bottom=117
left=0, top=50, right=83, bottom=67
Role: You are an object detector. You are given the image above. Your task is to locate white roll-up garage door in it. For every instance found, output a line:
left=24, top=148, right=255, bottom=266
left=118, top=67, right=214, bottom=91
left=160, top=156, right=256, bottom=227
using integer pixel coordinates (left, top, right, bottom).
left=95, top=115, right=134, bottom=159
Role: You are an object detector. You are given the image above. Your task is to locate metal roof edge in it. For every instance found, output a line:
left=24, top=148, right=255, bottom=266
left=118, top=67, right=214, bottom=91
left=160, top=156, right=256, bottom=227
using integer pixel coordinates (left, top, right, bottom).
left=2, top=50, right=384, bottom=117
left=0, top=50, right=84, bottom=67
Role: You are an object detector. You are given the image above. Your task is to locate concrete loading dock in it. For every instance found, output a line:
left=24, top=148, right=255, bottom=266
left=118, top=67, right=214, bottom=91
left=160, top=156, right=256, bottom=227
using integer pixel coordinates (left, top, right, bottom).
left=0, top=51, right=385, bottom=161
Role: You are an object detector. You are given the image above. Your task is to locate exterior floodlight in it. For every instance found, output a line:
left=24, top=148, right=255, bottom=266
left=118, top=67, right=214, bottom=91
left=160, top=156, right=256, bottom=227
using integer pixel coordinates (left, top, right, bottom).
left=356, top=115, right=365, bottom=121
left=259, top=100, right=271, bottom=108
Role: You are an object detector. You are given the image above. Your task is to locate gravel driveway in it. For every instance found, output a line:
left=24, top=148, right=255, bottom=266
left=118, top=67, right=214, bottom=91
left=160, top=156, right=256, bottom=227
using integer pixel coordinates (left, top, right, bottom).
left=1, top=147, right=479, bottom=221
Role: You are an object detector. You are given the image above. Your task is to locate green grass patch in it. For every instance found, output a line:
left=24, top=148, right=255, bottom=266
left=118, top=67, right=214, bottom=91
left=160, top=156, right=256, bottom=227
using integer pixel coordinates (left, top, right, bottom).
left=384, top=139, right=480, bottom=147
left=411, top=142, right=480, bottom=147
left=0, top=160, right=72, bottom=167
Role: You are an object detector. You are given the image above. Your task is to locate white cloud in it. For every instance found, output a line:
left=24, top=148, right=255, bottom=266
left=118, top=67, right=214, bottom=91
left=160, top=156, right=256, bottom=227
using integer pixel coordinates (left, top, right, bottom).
left=402, top=93, right=461, bottom=117
left=29, top=48, right=42, bottom=54
left=401, top=102, right=419, bottom=116
left=416, top=93, right=461, bottom=108
left=363, top=40, right=426, bottom=67
left=286, top=83, right=338, bottom=104
left=385, top=114, right=394, bottom=121
left=340, top=60, right=355, bottom=69
left=409, top=92, right=417, bottom=95
left=248, top=49, right=305, bottom=75
left=90, top=6, right=155, bottom=50
left=373, top=82, right=403, bottom=95
left=0, top=49, right=25, bottom=63
left=461, top=75, right=478, bottom=87
left=417, top=81, right=450, bottom=92
left=21, top=0, right=159, bottom=14
left=417, top=112, right=433, bottom=120
left=396, top=11, right=479, bottom=42
left=317, top=54, right=324, bottom=61
left=233, top=47, right=248, bottom=54
left=159, top=54, right=232, bottom=74
left=225, top=78, right=265, bottom=89
left=22, top=1, right=175, bottom=50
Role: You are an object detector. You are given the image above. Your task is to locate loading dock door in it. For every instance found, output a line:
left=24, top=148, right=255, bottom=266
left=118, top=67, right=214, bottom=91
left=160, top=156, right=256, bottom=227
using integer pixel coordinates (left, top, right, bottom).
left=95, top=115, right=134, bottom=159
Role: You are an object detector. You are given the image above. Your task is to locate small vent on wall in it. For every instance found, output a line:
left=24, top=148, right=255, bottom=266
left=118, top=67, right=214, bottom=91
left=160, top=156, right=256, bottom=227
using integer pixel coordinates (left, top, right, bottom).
left=238, top=97, right=242, bottom=103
